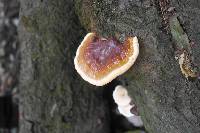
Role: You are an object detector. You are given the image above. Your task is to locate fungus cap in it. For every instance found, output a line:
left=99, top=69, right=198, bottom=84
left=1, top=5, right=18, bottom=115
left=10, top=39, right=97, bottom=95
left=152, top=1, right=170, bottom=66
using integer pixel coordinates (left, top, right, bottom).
left=113, top=85, right=131, bottom=106
left=74, top=33, right=139, bottom=86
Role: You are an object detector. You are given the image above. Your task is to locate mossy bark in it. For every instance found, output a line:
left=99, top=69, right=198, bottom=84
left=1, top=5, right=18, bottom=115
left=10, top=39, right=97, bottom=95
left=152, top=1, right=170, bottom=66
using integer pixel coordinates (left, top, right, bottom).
left=19, top=0, right=200, bottom=133
left=19, top=0, right=110, bottom=133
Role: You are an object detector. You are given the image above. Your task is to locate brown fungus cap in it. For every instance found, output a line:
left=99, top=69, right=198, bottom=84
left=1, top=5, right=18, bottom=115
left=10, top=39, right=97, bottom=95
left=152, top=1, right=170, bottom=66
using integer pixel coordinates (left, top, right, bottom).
left=74, top=33, right=139, bottom=86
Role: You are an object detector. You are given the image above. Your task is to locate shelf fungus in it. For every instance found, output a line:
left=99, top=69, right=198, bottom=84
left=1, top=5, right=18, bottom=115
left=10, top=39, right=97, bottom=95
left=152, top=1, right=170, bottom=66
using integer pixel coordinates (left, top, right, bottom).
left=113, top=85, right=143, bottom=127
left=74, top=33, right=139, bottom=86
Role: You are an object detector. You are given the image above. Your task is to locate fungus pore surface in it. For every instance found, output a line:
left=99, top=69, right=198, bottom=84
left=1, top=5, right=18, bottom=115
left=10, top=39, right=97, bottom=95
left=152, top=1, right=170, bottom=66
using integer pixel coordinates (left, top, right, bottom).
left=74, top=33, right=139, bottom=86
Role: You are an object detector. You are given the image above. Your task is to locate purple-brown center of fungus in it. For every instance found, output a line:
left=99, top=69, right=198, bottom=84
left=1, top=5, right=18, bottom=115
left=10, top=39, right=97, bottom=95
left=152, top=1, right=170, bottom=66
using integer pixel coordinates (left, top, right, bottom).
left=77, top=34, right=133, bottom=79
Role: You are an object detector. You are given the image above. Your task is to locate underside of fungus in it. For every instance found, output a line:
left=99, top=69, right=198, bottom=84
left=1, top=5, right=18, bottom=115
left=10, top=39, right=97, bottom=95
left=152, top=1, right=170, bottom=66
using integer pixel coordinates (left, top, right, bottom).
left=74, top=33, right=139, bottom=86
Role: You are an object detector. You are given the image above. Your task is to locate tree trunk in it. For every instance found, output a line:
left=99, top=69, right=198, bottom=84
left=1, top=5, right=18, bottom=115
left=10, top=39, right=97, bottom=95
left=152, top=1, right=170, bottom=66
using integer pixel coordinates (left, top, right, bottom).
left=19, top=0, right=200, bottom=133
left=19, top=0, right=110, bottom=133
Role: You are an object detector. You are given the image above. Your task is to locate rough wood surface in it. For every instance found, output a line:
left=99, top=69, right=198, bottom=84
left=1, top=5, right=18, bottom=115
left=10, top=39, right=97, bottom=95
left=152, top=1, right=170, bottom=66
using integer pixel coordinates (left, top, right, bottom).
left=76, top=1, right=200, bottom=132
left=19, top=0, right=200, bottom=133
left=19, top=0, right=110, bottom=133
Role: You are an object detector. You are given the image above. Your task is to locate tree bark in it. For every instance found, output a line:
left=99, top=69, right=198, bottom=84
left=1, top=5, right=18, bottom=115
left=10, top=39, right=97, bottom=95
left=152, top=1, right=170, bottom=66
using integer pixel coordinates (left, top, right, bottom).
left=19, top=0, right=110, bottom=133
left=19, top=0, right=200, bottom=133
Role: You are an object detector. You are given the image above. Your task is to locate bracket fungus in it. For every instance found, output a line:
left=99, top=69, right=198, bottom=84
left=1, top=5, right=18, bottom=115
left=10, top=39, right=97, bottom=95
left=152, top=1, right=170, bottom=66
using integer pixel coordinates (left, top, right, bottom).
left=74, top=33, right=139, bottom=86
left=113, top=85, right=131, bottom=106
left=113, top=85, right=143, bottom=127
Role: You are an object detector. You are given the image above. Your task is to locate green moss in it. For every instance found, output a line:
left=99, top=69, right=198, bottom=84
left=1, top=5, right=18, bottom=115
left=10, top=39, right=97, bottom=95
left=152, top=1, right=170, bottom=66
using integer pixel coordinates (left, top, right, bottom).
left=61, top=123, right=71, bottom=129
left=169, top=17, right=184, bottom=34
left=136, top=73, right=146, bottom=85
left=45, top=123, right=71, bottom=133
left=21, top=1, right=98, bottom=132
left=43, top=114, right=72, bottom=133
left=52, top=84, right=65, bottom=97
left=31, top=53, right=40, bottom=61
left=21, top=15, right=39, bottom=32
left=169, top=16, right=190, bottom=50
left=127, top=71, right=146, bottom=86
left=123, top=71, right=136, bottom=81
left=74, top=0, right=92, bottom=30
left=124, top=130, right=144, bottom=133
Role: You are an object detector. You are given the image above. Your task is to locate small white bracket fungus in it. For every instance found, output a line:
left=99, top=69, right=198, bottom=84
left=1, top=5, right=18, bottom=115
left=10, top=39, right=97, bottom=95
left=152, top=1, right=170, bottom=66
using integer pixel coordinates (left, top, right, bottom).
left=113, top=85, right=143, bottom=127
left=113, top=85, right=131, bottom=106
left=74, top=33, right=139, bottom=86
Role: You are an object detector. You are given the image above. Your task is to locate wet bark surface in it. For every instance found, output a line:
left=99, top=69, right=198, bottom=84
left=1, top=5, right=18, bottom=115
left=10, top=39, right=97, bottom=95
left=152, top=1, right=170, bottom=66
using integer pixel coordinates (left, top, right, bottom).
left=19, top=0, right=200, bottom=133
